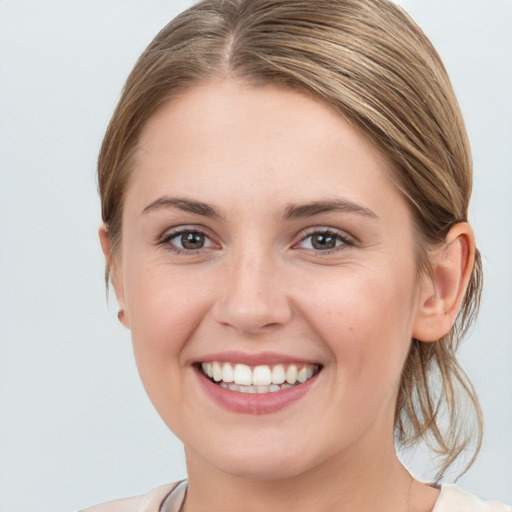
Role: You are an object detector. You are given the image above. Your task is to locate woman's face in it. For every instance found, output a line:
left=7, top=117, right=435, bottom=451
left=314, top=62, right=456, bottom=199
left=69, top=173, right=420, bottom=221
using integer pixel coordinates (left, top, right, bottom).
left=113, top=80, right=427, bottom=479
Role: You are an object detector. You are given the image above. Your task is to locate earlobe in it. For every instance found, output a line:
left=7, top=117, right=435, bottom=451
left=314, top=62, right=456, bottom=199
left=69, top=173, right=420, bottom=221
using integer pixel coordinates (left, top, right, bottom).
left=98, top=223, right=130, bottom=329
left=413, top=223, right=475, bottom=342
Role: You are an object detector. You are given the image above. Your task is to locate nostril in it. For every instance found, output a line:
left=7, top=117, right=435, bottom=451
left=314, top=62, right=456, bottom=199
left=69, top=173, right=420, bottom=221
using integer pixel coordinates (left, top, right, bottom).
left=212, top=292, right=292, bottom=334
left=210, top=258, right=293, bottom=333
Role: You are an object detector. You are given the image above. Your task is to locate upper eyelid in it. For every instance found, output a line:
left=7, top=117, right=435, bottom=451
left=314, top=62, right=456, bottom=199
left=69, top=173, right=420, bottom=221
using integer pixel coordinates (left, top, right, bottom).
left=158, top=225, right=212, bottom=242
left=296, top=226, right=354, bottom=242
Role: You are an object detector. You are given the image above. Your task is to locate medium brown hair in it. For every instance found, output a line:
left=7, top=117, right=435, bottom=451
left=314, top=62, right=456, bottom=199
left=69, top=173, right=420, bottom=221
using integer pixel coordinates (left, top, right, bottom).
left=98, top=0, right=483, bottom=479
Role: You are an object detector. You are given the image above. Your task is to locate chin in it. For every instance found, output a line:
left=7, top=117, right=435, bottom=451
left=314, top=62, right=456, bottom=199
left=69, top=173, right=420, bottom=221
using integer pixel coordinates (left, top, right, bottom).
left=194, top=438, right=324, bottom=482
left=217, top=457, right=310, bottom=481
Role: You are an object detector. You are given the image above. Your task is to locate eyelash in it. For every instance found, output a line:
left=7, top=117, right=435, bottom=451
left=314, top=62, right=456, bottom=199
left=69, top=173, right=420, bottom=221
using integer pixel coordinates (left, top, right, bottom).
left=295, top=228, right=354, bottom=254
left=157, top=227, right=354, bottom=255
left=158, top=227, right=214, bottom=255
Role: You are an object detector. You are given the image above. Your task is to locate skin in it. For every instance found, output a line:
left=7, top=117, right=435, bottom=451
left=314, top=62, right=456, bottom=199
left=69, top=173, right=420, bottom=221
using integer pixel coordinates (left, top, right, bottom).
left=100, top=80, right=474, bottom=512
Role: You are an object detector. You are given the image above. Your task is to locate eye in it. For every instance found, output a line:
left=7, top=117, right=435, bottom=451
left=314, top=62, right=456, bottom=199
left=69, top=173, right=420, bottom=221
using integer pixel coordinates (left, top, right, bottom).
left=160, top=228, right=215, bottom=253
left=297, top=229, right=352, bottom=252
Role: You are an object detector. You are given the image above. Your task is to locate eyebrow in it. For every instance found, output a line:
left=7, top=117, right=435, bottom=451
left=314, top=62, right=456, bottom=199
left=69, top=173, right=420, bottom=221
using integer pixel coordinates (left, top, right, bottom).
left=142, top=196, right=378, bottom=221
left=142, top=196, right=224, bottom=220
left=282, top=199, right=378, bottom=220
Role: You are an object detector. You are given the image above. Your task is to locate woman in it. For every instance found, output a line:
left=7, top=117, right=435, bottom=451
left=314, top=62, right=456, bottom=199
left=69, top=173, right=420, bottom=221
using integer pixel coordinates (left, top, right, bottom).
left=85, top=0, right=510, bottom=510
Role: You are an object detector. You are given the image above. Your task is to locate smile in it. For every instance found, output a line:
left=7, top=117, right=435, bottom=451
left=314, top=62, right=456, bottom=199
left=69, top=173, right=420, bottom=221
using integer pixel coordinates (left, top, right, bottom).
left=200, top=362, right=321, bottom=393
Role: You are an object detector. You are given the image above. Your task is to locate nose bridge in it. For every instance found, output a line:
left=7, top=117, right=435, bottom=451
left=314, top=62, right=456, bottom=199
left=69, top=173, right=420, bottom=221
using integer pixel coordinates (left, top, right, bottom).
left=213, top=242, right=291, bottom=333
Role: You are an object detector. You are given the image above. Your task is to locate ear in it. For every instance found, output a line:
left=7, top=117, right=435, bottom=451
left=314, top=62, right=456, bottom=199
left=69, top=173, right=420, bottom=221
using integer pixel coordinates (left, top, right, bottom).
left=413, top=223, right=475, bottom=342
left=99, top=223, right=130, bottom=329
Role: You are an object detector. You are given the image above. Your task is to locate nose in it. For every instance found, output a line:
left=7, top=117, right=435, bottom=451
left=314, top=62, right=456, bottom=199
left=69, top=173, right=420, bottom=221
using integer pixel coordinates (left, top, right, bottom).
left=212, top=248, right=292, bottom=335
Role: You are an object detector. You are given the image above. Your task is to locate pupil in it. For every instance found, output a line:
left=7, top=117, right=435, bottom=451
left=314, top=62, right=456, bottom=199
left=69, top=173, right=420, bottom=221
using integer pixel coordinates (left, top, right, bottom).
left=181, top=232, right=204, bottom=249
left=312, top=233, right=336, bottom=250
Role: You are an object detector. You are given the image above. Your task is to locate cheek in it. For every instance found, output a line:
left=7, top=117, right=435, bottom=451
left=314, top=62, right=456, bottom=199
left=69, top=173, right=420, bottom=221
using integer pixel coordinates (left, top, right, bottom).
left=298, top=263, right=418, bottom=382
left=124, top=269, right=217, bottom=430
left=124, top=263, right=212, bottom=377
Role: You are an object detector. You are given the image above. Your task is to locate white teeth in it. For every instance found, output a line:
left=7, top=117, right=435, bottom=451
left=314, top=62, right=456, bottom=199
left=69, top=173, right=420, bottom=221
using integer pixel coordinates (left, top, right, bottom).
left=253, top=365, right=272, bottom=386
left=297, top=366, right=308, bottom=383
left=201, top=361, right=320, bottom=392
left=285, top=365, right=298, bottom=384
left=212, top=362, right=222, bottom=382
left=222, top=362, right=234, bottom=383
left=271, top=364, right=286, bottom=384
left=234, top=364, right=252, bottom=386
left=201, top=362, right=214, bottom=378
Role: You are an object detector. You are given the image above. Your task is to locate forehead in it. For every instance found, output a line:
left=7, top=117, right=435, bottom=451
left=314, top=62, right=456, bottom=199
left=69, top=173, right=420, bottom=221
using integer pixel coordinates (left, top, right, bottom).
left=127, top=79, right=404, bottom=221
left=138, top=80, right=381, bottom=157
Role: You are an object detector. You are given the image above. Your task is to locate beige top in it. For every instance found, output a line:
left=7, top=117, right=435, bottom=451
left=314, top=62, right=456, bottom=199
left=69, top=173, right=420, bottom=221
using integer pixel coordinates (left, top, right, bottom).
left=433, top=485, right=511, bottom=512
left=80, top=481, right=185, bottom=512
left=81, top=481, right=511, bottom=512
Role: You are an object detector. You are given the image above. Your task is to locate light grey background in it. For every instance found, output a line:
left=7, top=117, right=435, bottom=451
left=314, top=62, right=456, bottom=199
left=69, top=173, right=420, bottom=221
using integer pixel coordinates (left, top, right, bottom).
left=0, top=1, right=510, bottom=511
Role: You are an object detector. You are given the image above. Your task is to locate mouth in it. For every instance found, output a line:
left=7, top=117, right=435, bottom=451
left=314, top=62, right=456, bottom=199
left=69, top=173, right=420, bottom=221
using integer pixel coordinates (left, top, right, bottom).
left=199, top=361, right=322, bottom=394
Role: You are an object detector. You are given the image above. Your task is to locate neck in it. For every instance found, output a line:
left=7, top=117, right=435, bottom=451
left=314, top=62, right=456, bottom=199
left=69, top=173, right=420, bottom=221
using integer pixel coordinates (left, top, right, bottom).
left=183, top=433, right=414, bottom=512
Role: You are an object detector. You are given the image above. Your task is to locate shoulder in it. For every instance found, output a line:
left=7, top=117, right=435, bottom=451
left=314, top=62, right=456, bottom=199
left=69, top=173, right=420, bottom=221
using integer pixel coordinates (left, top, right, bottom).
left=434, top=484, right=511, bottom=512
left=80, top=482, right=179, bottom=512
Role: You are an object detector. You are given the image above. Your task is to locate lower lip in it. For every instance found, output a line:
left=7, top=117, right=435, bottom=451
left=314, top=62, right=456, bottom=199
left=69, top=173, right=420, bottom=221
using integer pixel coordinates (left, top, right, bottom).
left=195, top=366, right=320, bottom=415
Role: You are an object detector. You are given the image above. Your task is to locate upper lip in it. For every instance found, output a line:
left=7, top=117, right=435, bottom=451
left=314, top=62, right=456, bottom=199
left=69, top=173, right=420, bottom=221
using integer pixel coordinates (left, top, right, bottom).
left=194, top=351, right=321, bottom=367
